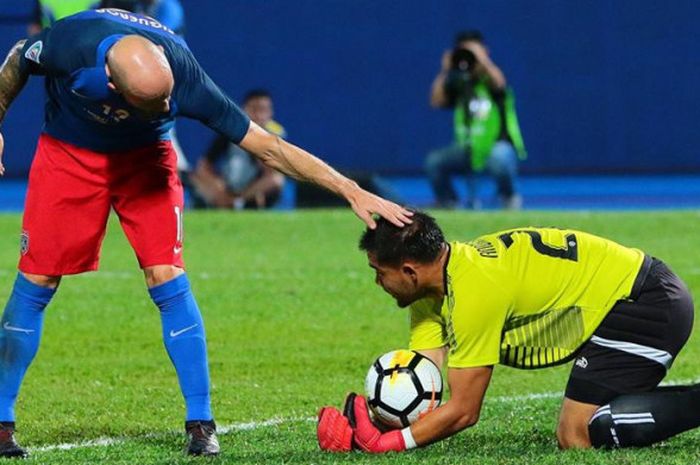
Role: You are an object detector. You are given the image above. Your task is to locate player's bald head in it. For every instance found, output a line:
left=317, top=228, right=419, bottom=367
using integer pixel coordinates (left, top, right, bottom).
left=106, top=35, right=174, bottom=114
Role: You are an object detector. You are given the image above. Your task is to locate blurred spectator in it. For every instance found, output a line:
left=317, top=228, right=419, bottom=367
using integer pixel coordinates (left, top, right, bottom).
left=426, top=30, right=526, bottom=209
left=98, top=0, right=185, bottom=35
left=29, top=0, right=98, bottom=34
left=191, top=90, right=287, bottom=210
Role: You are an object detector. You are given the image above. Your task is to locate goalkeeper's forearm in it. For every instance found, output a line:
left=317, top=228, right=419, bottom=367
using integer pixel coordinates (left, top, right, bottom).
left=410, top=400, right=479, bottom=447
left=0, top=40, right=29, bottom=124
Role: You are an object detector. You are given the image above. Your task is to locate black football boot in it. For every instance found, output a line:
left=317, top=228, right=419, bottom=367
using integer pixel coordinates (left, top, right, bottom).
left=185, top=420, right=220, bottom=456
left=0, top=423, right=27, bottom=459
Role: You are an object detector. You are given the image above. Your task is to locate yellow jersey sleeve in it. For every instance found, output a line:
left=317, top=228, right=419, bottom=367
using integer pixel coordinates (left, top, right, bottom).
left=408, top=298, right=445, bottom=351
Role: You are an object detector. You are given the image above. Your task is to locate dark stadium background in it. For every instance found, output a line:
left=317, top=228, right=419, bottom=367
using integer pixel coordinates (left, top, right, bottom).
left=0, top=0, right=697, bottom=178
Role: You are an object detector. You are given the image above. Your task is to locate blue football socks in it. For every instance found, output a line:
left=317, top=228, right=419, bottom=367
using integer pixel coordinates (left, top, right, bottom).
left=0, top=274, right=56, bottom=421
left=149, top=274, right=212, bottom=422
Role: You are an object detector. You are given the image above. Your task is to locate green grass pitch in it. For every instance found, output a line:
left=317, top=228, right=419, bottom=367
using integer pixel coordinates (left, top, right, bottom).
left=0, top=209, right=698, bottom=464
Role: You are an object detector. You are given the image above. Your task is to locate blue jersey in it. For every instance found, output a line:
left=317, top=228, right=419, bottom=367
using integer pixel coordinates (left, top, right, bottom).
left=19, top=8, right=250, bottom=153
left=138, top=0, right=185, bottom=36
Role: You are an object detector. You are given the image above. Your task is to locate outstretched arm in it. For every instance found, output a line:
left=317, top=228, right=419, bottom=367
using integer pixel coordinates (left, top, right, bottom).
left=0, top=39, right=29, bottom=175
left=174, top=56, right=412, bottom=228
left=409, top=366, right=492, bottom=446
left=239, top=122, right=412, bottom=228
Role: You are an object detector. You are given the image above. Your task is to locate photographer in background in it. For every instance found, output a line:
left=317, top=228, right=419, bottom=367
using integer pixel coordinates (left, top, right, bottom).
left=426, top=30, right=526, bottom=209
left=191, top=90, right=286, bottom=209
left=28, top=0, right=98, bottom=34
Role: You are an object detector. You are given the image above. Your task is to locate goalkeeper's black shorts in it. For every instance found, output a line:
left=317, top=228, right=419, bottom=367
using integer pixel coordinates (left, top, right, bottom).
left=565, top=256, right=695, bottom=405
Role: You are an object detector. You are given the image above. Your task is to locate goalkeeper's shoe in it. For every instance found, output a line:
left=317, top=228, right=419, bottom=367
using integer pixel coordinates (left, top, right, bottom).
left=0, top=423, right=27, bottom=458
left=185, top=420, right=220, bottom=456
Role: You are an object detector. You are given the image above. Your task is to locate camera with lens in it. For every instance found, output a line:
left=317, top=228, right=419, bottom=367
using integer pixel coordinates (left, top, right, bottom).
left=444, top=48, right=477, bottom=105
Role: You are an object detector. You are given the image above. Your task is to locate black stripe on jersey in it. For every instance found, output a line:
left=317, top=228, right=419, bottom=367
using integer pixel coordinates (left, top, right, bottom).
left=499, top=233, right=515, bottom=248
left=498, top=230, right=578, bottom=262
left=441, top=243, right=451, bottom=297
left=502, top=346, right=580, bottom=370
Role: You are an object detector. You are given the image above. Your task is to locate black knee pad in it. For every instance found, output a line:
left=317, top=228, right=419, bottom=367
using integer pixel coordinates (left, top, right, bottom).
left=588, top=404, right=619, bottom=448
left=588, top=392, right=689, bottom=448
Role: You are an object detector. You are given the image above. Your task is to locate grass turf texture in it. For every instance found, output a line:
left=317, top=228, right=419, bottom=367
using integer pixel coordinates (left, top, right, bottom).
left=0, top=209, right=698, bottom=464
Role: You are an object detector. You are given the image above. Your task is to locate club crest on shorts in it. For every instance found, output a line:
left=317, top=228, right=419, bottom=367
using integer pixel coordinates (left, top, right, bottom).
left=575, top=356, right=588, bottom=369
left=24, top=41, right=43, bottom=64
left=20, top=231, right=29, bottom=255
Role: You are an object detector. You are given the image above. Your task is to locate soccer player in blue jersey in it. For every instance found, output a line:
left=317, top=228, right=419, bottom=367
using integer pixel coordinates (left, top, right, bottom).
left=0, top=8, right=412, bottom=458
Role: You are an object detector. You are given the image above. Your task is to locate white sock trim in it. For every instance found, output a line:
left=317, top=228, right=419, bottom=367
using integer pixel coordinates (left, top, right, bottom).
left=401, top=427, right=417, bottom=449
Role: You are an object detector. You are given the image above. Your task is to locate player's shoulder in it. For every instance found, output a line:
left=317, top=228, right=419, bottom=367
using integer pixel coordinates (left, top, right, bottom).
left=448, top=239, right=505, bottom=272
left=484, top=226, right=585, bottom=249
left=19, top=19, right=92, bottom=74
left=58, top=9, right=193, bottom=70
left=443, top=241, right=484, bottom=292
left=41, top=11, right=125, bottom=55
left=446, top=239, right=517, bottom=302
left=57, top=9, right=187, bottom=47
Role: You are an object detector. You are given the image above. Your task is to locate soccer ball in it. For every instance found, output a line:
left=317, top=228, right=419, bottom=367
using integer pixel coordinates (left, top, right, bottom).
left=364, top=349, right=443, bottom=428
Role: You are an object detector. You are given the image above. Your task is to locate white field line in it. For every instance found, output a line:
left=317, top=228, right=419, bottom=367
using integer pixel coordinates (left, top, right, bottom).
left=30, top=377, right=700, bottom=454
left=32, top=417, right=314, bottom=453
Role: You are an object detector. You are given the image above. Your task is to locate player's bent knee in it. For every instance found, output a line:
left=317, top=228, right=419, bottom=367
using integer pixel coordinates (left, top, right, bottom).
left=144, top=265, right=185, bottom=288
left=21, top=272, right=61, bottom=289
left=556, top=422, right=593, bottom=449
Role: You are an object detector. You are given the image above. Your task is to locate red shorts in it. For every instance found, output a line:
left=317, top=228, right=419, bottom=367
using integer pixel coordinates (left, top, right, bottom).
left=19, top=134, right=185, bottom=275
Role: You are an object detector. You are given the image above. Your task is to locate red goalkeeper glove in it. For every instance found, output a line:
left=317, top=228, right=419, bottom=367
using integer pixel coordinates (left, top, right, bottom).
left=317, top=406, right=353, bottom=452
left=345, top=393, right=410, bottom=453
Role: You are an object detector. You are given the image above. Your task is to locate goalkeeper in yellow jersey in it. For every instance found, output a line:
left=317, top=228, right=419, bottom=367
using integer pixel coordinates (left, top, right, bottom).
left=317, top=210, right=697, bottom=453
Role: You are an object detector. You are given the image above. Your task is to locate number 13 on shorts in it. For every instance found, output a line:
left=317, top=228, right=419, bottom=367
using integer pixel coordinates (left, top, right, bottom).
left=174, top=205, right=184, bottom=255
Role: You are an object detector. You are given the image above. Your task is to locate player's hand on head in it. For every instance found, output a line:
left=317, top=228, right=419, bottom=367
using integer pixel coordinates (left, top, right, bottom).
left=348, top=188, right=412, bottom=229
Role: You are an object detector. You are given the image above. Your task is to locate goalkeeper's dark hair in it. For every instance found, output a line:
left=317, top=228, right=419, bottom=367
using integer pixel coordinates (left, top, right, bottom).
left=359, top=210, right=445, bottom=266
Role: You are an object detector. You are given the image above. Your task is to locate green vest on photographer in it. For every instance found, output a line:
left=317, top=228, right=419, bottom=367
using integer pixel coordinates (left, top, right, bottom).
left=454, top=81, right=526, bottom=172
left=37, top=0, right=96, bottom=28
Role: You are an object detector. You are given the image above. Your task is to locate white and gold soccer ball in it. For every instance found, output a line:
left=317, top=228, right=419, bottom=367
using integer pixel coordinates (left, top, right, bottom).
left=364, top=349, right=443, bottom=428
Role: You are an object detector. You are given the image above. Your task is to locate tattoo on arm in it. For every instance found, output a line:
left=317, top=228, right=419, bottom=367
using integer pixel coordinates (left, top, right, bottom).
left=0, top=40, right=29, bottom=124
